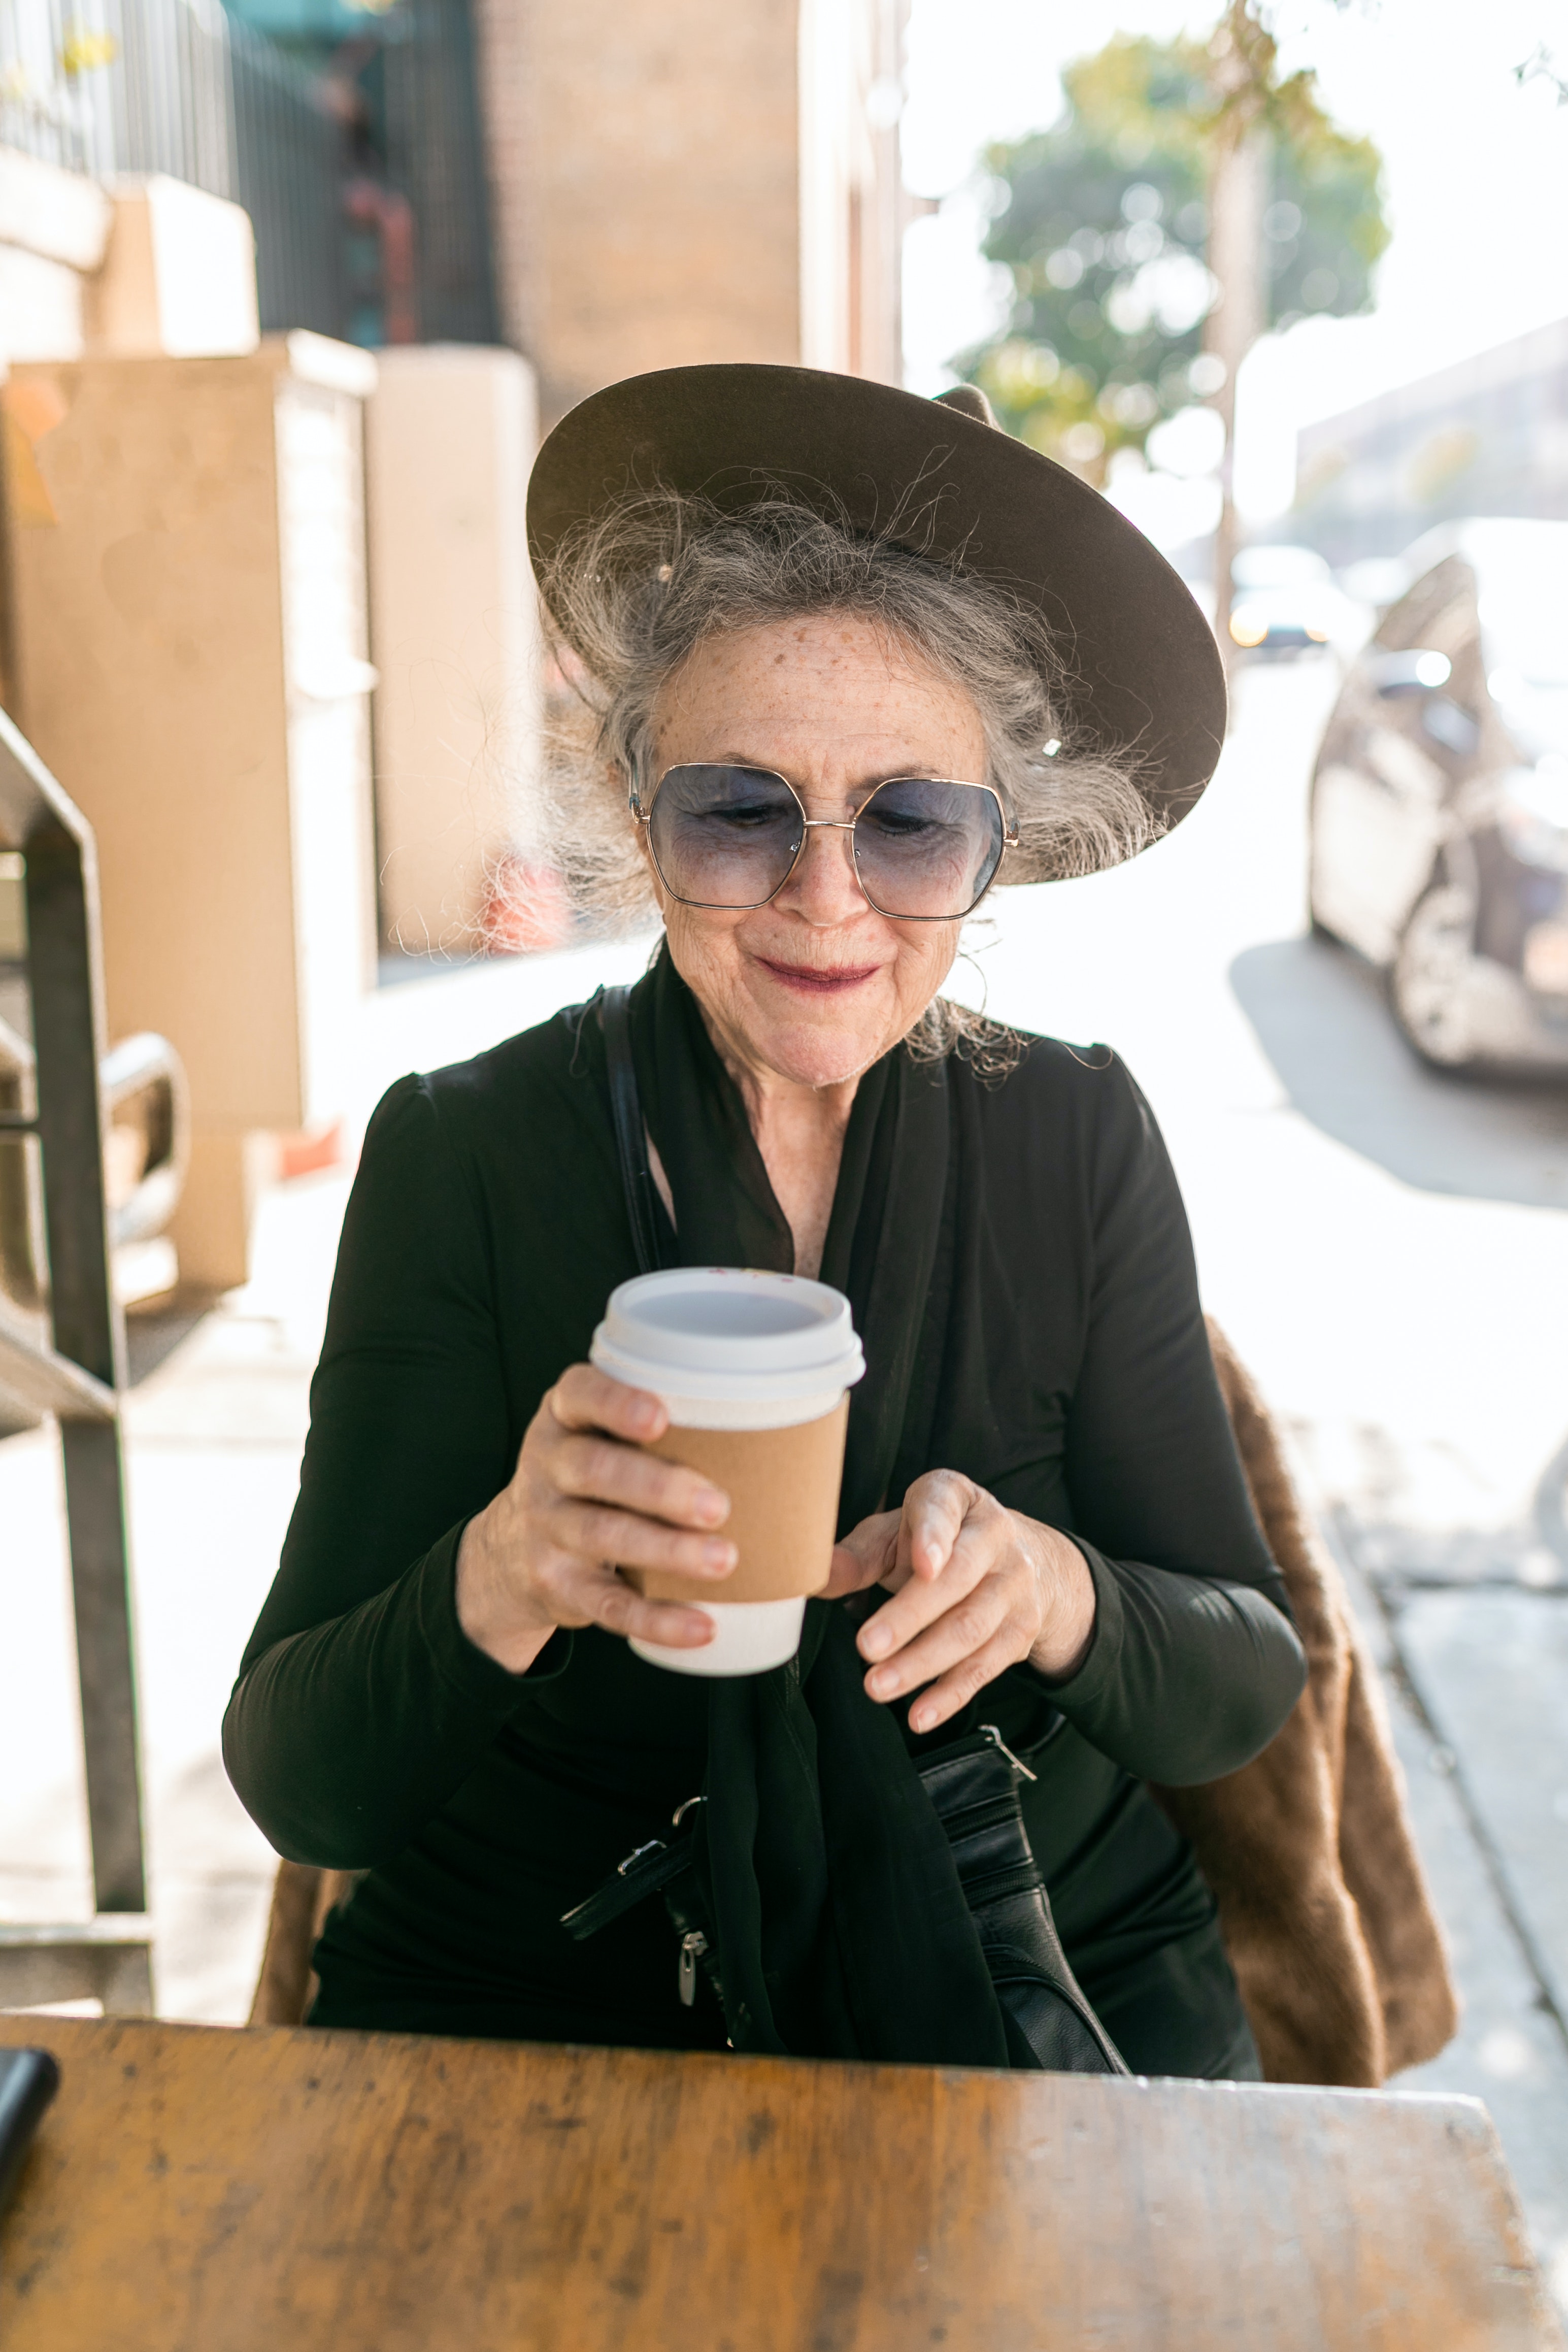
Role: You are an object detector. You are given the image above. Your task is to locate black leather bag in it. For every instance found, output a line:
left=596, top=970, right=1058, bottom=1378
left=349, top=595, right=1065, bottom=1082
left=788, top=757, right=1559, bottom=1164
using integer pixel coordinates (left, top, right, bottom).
left=916, top=1725, right=1127, bottom=2073
left=583, top=983, right=1127, bottom=2075
left=560, top=1735, right=1127, bottom=2075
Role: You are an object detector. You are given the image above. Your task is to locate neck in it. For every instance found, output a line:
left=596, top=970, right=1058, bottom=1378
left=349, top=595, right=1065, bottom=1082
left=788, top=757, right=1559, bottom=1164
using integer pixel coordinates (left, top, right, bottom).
left=698, top=1010, right=858, bottom=1281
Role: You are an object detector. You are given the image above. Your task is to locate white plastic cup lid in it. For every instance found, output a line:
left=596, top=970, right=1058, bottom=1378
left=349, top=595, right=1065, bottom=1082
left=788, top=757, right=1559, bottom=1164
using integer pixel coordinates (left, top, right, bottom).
left=590, top=1267, right=864, bottom=1405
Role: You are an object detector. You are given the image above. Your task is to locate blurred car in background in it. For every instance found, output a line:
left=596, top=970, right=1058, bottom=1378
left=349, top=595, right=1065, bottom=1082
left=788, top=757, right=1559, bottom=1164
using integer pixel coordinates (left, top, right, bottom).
left=1308, top=518, right=1568, bottom=1072
left=1228, top=544, right=1358, bottom=656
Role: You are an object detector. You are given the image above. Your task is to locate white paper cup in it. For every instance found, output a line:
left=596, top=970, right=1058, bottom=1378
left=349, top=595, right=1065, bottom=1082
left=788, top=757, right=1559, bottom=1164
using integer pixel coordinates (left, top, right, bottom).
left=590, top=1268, right=864, bottom=1676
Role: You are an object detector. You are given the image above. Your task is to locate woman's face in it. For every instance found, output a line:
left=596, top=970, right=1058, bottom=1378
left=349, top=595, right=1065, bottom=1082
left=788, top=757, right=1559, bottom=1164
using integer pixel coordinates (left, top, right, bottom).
left=643, top=614, right=988, bottom=1090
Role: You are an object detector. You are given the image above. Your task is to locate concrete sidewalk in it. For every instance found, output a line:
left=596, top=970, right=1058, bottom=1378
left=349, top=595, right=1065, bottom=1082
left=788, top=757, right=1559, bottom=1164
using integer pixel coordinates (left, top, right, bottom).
left=2, top=659, right=1564, bottom=2317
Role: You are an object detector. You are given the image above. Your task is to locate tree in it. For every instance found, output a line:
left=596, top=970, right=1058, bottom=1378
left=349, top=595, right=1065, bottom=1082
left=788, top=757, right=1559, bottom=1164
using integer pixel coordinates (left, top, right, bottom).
left=959, top=12, right=1388, bottom=659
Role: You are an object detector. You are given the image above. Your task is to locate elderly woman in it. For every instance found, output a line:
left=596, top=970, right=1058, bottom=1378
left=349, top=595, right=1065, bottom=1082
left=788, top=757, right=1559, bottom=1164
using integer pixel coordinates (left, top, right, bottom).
left=225, top=367, right=1306, bottom=2077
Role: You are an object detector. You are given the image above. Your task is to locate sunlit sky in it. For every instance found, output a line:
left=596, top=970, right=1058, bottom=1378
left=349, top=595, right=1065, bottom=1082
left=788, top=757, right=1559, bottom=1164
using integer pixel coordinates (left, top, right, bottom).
left=900, top=0, right=1568, bottom=522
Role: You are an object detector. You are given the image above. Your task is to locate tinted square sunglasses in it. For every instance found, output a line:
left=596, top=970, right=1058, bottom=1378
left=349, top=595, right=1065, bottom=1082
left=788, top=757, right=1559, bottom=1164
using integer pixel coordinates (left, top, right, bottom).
left=630, top=763, right=1018, bottom=921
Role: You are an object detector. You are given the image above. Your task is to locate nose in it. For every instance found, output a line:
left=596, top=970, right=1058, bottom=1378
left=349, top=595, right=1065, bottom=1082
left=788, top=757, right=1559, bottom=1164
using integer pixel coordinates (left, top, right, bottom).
left=775, top=820, right=868, bottom=926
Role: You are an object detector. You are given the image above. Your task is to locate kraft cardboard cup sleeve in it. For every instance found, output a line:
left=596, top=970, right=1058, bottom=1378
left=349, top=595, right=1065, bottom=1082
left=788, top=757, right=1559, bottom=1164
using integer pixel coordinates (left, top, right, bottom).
left=590, top=1268, right=865, bottom=1676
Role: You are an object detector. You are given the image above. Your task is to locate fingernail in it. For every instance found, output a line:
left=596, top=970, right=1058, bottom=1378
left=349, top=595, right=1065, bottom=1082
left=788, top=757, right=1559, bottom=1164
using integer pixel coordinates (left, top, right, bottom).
left=866, top=1667, right=896, bottom=1698
left=695, top=1490, right=727, bottom=1525
left=910, top=1705, right=933, bottom=1732
left=860, top=1623, right=891, bottom=1659
left=704, top=1542, right=736, bottom=1571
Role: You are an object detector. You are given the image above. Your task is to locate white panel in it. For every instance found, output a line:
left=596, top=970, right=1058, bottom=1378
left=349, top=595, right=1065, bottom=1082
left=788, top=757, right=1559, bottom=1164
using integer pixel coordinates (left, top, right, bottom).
left=0, top=147, right=112, bottom=271
left=0, top=244, right=84, bottom=362
left=365, top=344, right=539, bottom=955
left=144, top=178, right=259, bottom=359
left=275, top=377, right=377, bottom=1125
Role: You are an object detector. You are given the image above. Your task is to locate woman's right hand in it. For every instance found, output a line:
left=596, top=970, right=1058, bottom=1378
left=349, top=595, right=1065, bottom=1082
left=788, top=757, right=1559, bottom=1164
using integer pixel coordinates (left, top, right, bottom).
left=454, top=1364, right=736, bottom=1673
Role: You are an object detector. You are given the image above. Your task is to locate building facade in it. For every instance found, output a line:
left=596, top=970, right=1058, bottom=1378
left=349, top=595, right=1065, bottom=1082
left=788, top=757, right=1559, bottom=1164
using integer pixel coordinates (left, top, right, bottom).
left=1295, top=317, right=1568, bottom=566
left=4, top=0, right=908, bottom=404
left=472, top=0, right=908, bottom=429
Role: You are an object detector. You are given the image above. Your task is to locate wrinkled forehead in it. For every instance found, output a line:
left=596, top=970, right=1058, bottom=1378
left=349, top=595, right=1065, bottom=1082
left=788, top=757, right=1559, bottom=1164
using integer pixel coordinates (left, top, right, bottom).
left=647, top=614, right=990, bottom=790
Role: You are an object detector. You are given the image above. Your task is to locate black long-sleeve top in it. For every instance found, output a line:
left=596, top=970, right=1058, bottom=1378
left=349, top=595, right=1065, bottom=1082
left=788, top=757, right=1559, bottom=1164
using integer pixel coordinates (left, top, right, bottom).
left=224, top=977, right=1306, bottom=2066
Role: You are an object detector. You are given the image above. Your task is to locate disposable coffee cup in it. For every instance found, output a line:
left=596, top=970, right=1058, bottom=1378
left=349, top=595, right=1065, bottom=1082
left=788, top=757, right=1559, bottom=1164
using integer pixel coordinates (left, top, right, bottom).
left=589, top=1267, right=865, bottom=1676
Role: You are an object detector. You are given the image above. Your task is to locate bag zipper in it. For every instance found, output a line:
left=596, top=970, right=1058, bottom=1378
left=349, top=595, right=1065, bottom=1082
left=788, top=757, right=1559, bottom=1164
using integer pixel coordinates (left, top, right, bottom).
left=978, top=1723, right=1039, bottom=1781
left=678, top=1930, right=709, bottom=2007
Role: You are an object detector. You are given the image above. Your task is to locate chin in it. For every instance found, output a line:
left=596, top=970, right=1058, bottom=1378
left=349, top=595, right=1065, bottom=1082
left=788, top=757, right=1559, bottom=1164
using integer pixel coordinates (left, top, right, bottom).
left=752, top=1005, right=893, bottom=1089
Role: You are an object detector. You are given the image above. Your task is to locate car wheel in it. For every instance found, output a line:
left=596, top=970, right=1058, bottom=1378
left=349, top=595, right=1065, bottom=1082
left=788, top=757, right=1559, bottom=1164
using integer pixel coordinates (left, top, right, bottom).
left=1306, top=850, right=1336, bottom=940
left=1390, top=884, right=1481, bottom=1070
left=1535, top=1431, right=1568, bottom=1576
left=1305, top=803, right=1340, bottom=942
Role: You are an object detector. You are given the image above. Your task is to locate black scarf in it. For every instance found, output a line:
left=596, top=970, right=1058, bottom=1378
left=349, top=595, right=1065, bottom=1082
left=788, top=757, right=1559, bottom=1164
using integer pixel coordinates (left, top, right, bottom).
left=628, top=948, right=1011, bottom=2067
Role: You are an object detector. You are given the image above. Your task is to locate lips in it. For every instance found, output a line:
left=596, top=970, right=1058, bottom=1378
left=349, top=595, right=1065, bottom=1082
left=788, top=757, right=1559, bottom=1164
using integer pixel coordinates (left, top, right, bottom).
left=754, top=956, right=883, bottom=996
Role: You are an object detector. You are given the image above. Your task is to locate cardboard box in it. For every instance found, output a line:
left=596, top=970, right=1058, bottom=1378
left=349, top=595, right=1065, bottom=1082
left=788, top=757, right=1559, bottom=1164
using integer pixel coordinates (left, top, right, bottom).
left=3, top=334, right=378, bottom=1288
left=365, top=345, right=539, bottom=957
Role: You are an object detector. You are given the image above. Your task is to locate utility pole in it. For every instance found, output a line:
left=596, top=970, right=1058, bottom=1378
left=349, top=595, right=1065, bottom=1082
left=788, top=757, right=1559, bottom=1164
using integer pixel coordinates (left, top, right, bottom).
left=1203, top=1, right=1271, bottom=679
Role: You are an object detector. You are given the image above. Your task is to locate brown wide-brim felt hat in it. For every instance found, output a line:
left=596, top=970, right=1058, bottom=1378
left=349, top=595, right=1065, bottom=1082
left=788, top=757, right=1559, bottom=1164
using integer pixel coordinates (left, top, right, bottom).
left=526, top=362, right=1225, bottom=853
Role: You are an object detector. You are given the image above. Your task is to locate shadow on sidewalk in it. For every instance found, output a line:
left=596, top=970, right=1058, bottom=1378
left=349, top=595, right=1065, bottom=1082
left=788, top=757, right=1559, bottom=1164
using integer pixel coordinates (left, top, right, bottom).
left=1229, top=935, right=1568, bottom=1209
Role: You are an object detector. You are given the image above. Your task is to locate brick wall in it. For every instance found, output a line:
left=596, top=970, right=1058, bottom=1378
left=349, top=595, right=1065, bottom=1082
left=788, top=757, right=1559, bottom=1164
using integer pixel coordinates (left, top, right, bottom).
left=471, top=0, right=803, bottom=430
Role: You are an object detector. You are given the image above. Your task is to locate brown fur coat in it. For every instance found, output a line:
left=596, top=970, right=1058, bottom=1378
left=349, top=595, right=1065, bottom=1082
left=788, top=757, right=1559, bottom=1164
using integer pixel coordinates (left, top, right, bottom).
left=1149, top=1322, right=1458, bottom=2083
left=251, top=1324, right=1459, bottom=2084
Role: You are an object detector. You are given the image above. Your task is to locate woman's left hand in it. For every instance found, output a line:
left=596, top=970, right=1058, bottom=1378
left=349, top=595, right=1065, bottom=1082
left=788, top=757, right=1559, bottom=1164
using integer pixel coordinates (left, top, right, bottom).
left=823, top=1472, right=1097, bottom=1735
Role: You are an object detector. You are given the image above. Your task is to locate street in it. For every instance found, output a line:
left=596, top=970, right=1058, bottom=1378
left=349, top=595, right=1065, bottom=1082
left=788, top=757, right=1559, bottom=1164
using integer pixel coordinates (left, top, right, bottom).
left=2, top=656, right=1565, bottom=2310
left=953, top=656, right=1568, bottom=2309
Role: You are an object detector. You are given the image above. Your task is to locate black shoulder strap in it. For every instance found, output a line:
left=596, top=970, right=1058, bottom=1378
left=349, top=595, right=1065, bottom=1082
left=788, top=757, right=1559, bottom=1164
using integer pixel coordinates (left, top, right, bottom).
left=597, top=983, right=666, bottom=1276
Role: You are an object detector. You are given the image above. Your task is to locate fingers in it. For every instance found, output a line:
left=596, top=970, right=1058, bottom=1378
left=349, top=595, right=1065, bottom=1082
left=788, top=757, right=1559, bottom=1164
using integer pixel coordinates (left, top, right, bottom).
left=903, top=1628, right=1026, bottom=1735
left=825, top=1478, right=973, bottom=1606
left=853, top=1479, right=1038, bottom=1732
left=552, top=1429, right=730, bottom=1532
left=550, top=1362, right=669, bottom=1444
left=897, top=1470, right=977, bottom=1582
left=540, top=1381, right=738, bottom=1582
left=536, top=1368, right=732, bottom=1563
left=550, top=1498, right=736, bottom=1582
left=861, top=1568, right=1012, bottom=1707
left=820, top=1509, right=903, bottom=1598
left=552, top=1557, right=719, bottom=1651
left=857, top=1495, right=999, bottom=1670
left=470, top=1363, right=744, bottom=1669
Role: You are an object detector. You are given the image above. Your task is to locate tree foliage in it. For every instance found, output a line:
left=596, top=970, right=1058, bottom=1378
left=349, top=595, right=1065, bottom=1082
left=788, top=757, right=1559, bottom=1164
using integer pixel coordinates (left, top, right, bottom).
left=960, top=31, right=1389, bottom=480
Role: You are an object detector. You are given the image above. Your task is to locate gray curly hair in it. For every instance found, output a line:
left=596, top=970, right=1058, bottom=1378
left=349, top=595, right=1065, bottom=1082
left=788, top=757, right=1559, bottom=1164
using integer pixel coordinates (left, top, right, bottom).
left=526, top=488, right=1158, bottom=1063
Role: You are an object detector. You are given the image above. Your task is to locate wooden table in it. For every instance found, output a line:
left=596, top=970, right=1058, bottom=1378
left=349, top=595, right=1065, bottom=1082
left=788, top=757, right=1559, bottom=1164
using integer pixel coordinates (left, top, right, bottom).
left=0, top=2015, right=1560, bottom=2350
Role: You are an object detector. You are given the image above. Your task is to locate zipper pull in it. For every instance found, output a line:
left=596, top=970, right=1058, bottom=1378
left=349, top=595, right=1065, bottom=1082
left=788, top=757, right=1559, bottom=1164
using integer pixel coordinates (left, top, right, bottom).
left=979, top=1724, right=1038, bottom=1781
left=678, top=1930, right=709, bottom=2007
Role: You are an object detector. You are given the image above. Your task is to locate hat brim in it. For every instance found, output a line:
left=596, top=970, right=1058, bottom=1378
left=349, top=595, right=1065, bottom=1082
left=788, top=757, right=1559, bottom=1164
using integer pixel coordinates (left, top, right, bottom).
left=526, top=363, right=1225, bottom=850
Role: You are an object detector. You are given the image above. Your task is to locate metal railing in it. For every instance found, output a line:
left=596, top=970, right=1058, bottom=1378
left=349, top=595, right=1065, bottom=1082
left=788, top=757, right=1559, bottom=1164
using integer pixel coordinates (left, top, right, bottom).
left=0, top=705, right=153, bottom=2017
left=379, top=0, right=497, bottom=345
left=2, top=0, right=496, bottom=343
left=226, top=23, right=342, bottom=336
left=1, top=0, right=341, bottom=334
left=0, top=0, right=229, bottom=190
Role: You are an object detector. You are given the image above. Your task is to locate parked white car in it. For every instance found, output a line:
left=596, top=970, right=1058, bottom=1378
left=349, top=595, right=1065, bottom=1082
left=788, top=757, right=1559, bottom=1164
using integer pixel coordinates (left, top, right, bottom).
left=1308, top=518, right=1568, bottom=1072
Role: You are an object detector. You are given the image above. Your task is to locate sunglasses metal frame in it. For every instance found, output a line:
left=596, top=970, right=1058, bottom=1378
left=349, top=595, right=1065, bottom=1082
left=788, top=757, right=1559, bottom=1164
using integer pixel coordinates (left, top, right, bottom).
left=629, top=762, right=1019, bottom=920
